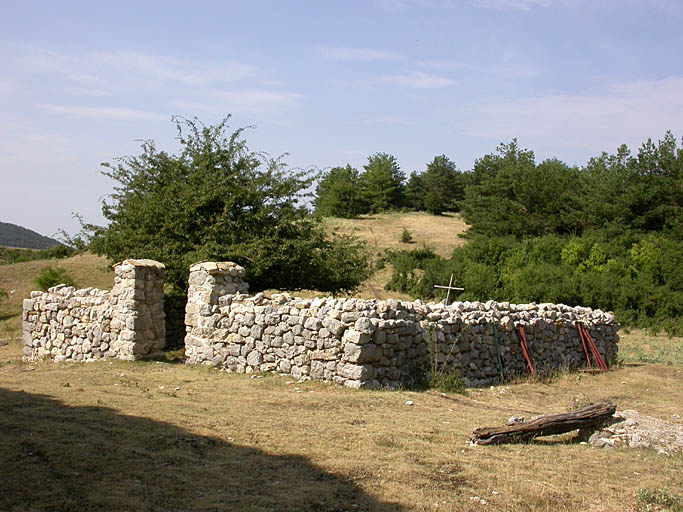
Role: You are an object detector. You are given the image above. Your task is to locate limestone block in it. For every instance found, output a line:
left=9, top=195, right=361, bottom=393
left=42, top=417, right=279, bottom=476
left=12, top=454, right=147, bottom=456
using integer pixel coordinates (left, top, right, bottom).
left=338, top=362, right=374, bottom=381
left=342, top=329, right=371, bottom=345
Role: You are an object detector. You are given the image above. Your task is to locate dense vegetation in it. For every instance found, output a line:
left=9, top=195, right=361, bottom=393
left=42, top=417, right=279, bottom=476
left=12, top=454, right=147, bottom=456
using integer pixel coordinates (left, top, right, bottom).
left=0, top=222, right=63, bottom=250
left=382, top=132, right=683, bottom=334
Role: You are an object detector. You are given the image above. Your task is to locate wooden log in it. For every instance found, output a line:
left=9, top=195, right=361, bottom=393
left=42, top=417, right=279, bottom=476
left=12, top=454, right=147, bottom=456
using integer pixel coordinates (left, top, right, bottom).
left=470, top=401, right=616, bottom=445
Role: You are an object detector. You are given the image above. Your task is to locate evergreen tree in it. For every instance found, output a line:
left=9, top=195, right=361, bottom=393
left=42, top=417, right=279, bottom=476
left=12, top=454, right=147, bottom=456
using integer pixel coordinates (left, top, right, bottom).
left=460, top=140, right=581, bottom=236
left=404, top=171, right=426, bottom=211
left=421, top=155, right=465, bottom=214
left=313, top=165, right=366, bottom=217
left=360, top=152, right=405, bottom=212
left=581, top=131, right=683, bottom=237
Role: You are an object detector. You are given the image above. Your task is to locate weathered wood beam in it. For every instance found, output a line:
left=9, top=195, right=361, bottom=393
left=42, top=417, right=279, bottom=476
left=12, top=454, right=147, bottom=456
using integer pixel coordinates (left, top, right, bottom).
left=470, top=401, right=616, bottom=445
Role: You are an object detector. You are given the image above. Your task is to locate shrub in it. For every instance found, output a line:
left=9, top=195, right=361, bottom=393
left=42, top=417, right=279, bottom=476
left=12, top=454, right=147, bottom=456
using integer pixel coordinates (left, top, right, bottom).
left=424, top=191, right=445, bottom=215
left=400, top=228, right=413, bottom=243
left=35, top=266, right=76, bottom=291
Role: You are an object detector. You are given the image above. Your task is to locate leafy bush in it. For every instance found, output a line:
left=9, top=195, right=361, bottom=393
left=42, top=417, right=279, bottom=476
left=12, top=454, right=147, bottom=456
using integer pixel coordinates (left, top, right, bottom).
left=35, top=266, right=76, bottom=291
left=383, top=248, right=441, bottom=297
left=400, top=228, right=413, bottom=243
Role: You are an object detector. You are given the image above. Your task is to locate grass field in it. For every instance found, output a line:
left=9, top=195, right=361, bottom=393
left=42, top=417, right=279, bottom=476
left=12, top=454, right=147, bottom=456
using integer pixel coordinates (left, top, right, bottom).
left=1, top=337, right=681, bottom=511
left=1, top=216, right=682, bottom=511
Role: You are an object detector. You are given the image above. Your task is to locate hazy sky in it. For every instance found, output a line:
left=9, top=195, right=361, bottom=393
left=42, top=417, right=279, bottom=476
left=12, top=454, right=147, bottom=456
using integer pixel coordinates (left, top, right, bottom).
left=1, top=0, right=682, bottom=237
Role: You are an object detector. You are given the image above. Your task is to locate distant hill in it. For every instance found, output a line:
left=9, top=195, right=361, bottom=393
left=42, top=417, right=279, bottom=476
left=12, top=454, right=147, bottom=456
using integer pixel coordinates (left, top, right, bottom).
left=0, top=222, right=63, bottom=249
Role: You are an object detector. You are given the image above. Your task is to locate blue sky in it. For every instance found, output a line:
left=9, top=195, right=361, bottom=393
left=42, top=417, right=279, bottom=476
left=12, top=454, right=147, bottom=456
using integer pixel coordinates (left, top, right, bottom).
left=1, top=0, right=682, bottom=237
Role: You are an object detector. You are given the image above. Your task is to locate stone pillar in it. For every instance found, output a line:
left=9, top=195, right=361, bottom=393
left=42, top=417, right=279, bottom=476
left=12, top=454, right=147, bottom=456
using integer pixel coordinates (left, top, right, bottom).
left=185, top=262, right=249, bottom=364
left=110, top=259, right=166, bottom=360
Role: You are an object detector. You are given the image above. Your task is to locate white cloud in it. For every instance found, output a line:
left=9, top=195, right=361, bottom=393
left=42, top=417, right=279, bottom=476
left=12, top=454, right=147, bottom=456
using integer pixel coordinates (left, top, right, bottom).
left=418, top=59, right=541, bottom=78
left=316, top=46, right=403, bottom=61
left=360, top=117, right=415, bottom=126
left=379, top=71, right=458, bottom=88
left=92, top=51, right=255, bottom=87
left=20, top=48, right=255, bottom=90
left=13, top=46, right=299, bottom=118
left=36, top=103, right=167, bottom=122
left=65, top=87, right=112, bottom=97
left=0, top=130, right=79, bottom=165
left=462, top=77, right=683, bottom=158
left=476, top=0, right=551, bottom=10
left=169, top=89, right=301, bottom=115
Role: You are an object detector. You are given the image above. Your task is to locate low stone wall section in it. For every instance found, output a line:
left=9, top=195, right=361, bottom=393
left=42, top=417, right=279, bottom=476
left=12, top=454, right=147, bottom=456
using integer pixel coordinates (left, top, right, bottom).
left=22, top=259, right=166, bottom=362
left=184, top=262, right=620, bottom=388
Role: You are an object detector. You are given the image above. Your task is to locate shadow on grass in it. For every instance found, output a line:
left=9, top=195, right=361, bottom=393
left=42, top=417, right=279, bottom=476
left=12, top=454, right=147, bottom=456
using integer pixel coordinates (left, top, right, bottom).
left=0, top=388, right=404, bottom=512
left=0, top=311, right=19, bottom=322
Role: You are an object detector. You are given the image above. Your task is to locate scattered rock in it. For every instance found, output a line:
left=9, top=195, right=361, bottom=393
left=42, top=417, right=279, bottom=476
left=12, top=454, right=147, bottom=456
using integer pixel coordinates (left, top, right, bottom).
left=588, top=410, right=683, bottom=455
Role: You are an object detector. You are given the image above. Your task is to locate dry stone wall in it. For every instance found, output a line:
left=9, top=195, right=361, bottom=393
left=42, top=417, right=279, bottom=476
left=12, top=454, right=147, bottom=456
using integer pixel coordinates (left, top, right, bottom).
left=22, top=259, right=166, bottom=362
left=184, top=262, right=620, bottom=388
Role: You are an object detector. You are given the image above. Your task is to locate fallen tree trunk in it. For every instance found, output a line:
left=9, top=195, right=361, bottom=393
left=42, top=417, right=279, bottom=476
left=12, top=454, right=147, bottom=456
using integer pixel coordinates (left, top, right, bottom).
left=470, top=401, right=616, bottom=445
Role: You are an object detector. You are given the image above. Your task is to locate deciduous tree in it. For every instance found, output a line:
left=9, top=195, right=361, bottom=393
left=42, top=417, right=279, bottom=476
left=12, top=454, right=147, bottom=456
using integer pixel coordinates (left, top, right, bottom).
left=90, top=116, right=370, bottom=295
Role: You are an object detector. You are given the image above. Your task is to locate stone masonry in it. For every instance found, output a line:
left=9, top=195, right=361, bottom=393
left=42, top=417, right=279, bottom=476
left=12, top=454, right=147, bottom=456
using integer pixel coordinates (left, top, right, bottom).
left=22, top=259, right=166, bottom=362
left=184, top=262, right=620, bottom=388
left=22, top=258, right=620, bottom=388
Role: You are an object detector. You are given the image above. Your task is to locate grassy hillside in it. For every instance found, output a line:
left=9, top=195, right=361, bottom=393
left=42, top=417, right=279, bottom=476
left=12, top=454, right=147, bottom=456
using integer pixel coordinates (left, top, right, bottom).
left=307, top=212, right=468, bottom=301
left=323, top=211, right=469, bottom=259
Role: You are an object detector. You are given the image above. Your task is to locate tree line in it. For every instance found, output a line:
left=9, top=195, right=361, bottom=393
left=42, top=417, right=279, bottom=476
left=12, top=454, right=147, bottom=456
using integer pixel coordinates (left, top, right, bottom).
left=314, top=132, right=682, bottom=241
left=314, top=153, right=466, bottom=216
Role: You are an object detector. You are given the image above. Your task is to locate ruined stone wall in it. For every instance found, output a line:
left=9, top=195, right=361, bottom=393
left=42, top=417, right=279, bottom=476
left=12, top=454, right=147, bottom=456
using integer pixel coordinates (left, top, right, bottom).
left=22, top=259, right=166, bottom=362
left=184, top=262, right=620, bottom=388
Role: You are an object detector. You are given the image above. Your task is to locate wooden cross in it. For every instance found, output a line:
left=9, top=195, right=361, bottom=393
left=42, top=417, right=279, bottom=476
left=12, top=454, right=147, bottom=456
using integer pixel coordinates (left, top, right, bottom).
left=434, top=274, right=464, bottom=305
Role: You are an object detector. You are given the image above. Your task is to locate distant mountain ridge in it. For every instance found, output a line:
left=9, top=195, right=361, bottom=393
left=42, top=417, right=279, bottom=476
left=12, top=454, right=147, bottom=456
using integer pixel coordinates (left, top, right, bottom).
left=0, top=222, right=62, bottom=249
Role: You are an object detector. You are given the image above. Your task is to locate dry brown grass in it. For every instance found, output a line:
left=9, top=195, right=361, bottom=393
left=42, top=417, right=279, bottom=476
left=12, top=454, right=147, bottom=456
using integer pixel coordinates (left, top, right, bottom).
left=1, top=338, right=681, bottom=511
left=324, top=212, right=469, bottom=259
